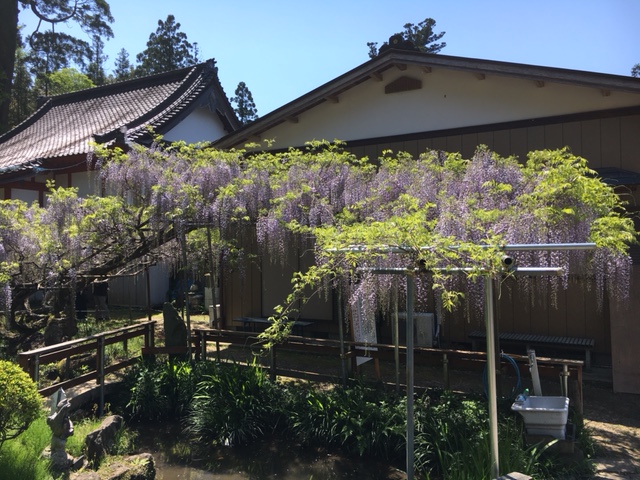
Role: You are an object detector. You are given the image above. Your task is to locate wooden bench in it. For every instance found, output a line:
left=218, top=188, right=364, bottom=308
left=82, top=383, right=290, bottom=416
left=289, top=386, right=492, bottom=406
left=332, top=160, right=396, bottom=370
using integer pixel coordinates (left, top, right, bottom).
left=141, top=345, right=190, bottom=356
left=469, top=330, right=594, bottom=369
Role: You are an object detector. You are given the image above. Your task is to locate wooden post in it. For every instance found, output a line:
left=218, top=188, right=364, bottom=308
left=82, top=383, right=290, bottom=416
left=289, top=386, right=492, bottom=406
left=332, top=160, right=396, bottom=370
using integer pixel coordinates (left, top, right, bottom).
left=269, top=345, right=276, bottom=382
left=443, top=353, right=450, bottom=390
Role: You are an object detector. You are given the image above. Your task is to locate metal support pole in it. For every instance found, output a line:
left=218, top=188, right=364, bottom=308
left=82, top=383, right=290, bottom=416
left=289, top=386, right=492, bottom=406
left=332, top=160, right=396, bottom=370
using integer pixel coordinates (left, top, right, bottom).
left=484, top=275, right=500, bottom=479
left=393, top=285, right=400, bottom=393
left=180, top=227, right=192, bottom=360
left=145, top=264, right=152, bottom=323
left=406, top=273, right=415, bottom=480
left=337, top=288, right=348, bottom=387
left=269, top=345, right=276, bottom=382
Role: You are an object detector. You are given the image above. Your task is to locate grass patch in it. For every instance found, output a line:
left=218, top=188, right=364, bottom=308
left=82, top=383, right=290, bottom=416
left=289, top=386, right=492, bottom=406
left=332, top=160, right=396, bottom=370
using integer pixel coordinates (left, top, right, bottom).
left=0, top=411, right=132, bottom=480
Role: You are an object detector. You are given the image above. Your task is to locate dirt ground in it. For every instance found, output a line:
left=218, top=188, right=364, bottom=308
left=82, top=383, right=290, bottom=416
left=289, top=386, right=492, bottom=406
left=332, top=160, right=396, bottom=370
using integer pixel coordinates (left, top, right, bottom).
left=581, top=381, right=640, bottom=479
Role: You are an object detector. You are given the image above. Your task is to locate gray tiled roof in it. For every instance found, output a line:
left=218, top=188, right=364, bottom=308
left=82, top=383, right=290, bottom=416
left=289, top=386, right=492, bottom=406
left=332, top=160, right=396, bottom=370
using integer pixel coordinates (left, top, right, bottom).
left=0, top=59, right=236, bottom=176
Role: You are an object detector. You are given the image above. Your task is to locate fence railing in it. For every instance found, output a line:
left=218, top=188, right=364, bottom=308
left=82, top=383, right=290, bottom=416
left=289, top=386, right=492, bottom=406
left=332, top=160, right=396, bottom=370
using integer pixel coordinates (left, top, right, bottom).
left=18, top=321, right=156, bottom=411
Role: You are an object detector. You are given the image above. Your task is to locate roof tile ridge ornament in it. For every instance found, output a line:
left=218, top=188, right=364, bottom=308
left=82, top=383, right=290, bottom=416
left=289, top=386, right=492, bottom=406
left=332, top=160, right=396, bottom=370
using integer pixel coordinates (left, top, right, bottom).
left=378, top=34, right=420, bottom=55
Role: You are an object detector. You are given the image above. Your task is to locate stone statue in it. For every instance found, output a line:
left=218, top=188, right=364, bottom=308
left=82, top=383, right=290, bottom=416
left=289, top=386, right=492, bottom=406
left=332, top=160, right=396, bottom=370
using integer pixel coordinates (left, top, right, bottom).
left=45, top=397, right=75, bottom=471
left=163, top=302, right=188, bottom=347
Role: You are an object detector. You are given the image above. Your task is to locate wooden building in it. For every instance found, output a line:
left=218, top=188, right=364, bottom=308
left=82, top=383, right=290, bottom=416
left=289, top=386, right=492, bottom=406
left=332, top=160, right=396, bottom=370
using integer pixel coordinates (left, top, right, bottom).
left=215, top=48, right=640, bottom=393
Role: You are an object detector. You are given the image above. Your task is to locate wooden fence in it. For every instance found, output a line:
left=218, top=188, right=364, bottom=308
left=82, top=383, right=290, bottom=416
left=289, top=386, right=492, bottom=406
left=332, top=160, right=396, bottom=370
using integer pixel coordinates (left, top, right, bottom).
left=18, top=321, right=156, bottom=413
left=17, top=322, right=584, bottom=415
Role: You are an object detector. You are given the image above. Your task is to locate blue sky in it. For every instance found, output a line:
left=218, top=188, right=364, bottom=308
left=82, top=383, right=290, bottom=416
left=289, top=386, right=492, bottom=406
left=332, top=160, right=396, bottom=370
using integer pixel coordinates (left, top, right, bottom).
left=19, top=0, right=640, bottom=115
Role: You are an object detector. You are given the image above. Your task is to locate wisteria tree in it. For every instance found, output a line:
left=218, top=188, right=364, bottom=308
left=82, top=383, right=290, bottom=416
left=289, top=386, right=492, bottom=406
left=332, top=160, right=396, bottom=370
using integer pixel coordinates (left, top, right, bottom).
left=0, top=140, right=635, bottom=351
left=245, top=144, right=635, bottom=343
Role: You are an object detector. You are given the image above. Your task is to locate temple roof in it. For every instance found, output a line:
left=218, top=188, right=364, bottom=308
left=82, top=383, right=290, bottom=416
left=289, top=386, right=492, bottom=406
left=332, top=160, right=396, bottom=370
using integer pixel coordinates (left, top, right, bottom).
left=0, top=59, right=238, bottom=177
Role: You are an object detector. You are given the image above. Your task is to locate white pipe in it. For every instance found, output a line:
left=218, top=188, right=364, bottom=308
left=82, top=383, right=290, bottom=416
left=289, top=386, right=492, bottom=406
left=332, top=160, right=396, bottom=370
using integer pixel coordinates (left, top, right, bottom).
left=406, top=274, right=415, bottom=480
left=485, top=275, right=500, bottom=479
left=529, top=349, right=543, bottom=396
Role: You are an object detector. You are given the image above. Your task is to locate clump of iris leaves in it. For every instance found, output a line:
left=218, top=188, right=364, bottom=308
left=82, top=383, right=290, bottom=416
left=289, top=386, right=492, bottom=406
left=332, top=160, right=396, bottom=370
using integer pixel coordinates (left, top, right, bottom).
left=114, top=358, right=594, bottom=479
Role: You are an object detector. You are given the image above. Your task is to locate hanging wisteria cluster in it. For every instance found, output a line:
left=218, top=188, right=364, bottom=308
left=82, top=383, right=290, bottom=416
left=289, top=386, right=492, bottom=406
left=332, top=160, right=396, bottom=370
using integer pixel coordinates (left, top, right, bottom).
left=0, top=140, right=635, bottom=334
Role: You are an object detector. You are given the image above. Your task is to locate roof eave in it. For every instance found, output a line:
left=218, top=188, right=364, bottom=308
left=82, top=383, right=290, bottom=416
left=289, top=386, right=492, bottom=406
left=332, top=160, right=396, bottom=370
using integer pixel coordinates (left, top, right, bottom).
left=214, top=49, right=640, bottom=149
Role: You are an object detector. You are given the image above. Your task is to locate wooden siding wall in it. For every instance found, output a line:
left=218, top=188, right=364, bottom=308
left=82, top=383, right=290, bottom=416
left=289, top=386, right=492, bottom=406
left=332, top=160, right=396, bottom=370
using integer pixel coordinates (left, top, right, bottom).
left=222, top=113, right=639, bottom=356
left=346, top=113, right=640, bottom=176
left=434, top=276, right=609, bottom=356
left=342, top=113, right=640, bottom=356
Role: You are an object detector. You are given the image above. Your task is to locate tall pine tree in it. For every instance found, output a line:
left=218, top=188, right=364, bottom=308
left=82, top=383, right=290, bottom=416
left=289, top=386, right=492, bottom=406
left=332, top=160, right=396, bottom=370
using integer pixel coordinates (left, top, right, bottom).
left=231, top=81, right=258, bottom=125
left=0, top=0, right=114, bottom=132
left=113, top=48, right=133, bottom=81
left=135, top=15, right=197, bottom=77
left=86, top=35, right=108, bottom=86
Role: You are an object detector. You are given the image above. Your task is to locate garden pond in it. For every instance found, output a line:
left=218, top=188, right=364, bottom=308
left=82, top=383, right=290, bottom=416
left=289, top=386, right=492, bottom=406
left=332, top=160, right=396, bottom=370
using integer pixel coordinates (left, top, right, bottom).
left=133, top=422, right=406, bottom=480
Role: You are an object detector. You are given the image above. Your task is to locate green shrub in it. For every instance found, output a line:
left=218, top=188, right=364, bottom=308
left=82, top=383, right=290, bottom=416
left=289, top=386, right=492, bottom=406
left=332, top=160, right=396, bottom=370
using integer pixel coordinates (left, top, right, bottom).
left=0, top=360, right=42, bottom=450
left=123, top=358, right=215, bottom=422
left=185, top=361, right=285, bottom=446
left=287, top=381, right=405, bottom=459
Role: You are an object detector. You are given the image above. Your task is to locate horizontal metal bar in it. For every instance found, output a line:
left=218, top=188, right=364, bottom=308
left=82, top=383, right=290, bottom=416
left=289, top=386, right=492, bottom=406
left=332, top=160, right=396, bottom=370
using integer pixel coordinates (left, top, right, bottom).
left=357, top=266, right=563, bottom=275
left=328, top=242, right=597, bottom=254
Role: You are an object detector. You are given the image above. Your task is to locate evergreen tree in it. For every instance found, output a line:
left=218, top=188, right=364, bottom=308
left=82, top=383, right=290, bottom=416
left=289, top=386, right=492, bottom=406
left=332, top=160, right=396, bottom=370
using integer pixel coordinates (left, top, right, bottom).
left=27, top=30, right=91, bottom=96
left=8, top=35, right=35, bottom=128
left=135, top=15, right=198, bottom=77
left=113, top=48, right=134, bottom=82
left=368, top=17, right=446, bottom=58
left=231, top=81, right=258, bottom=125
left=632, top=63, right=640, bottom=78
left=85, top=35, right=108, bottom=85
left=0, top=0, right=114, bottom=133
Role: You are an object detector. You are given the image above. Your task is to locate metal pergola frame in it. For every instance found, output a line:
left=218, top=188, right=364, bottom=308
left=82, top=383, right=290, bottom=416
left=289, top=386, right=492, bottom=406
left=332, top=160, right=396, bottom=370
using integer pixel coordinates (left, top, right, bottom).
left=331, top=242, right=596, bottom=479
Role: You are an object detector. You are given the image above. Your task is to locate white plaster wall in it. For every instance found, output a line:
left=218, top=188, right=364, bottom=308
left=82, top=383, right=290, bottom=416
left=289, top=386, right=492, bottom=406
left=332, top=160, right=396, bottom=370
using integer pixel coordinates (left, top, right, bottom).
left=163, top=107, right=228, bottom=143
left=109, top=263, right=170, bottom=308
left=71, top=170, right=99, bottom=197
left=262, top=65, right=640, bottom=148
left=50, top=170, right=99, bottom=197
left=11, top=188, right=39, bottom=205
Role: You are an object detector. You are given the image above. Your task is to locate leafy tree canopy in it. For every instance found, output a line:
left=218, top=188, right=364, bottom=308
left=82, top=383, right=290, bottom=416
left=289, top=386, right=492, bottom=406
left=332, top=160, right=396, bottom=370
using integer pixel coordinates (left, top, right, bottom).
left=368, top=17, right=446, bottom=58
left=35, top=66, right=94, bottom=95
left=0, top=0, right=114, bottom=131
left=632, top=63, right=640, bottom=78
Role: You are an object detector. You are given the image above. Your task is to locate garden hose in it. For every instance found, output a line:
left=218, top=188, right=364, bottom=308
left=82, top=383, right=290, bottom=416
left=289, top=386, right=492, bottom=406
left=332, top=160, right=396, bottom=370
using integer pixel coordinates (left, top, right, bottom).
left=482, top=353, right=522, bottom=400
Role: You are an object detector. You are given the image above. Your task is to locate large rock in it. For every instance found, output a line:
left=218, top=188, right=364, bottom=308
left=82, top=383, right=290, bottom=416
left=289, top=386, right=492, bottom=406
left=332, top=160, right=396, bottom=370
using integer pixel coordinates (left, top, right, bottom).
left=71, top=453, right=155, bottom=480
left=85, top=415, right=124, bottom=466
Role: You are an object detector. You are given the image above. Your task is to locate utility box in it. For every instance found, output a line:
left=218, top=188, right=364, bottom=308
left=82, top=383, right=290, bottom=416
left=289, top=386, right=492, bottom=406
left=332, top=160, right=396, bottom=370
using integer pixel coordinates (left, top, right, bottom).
left=398, top=312, right=435, bottom=347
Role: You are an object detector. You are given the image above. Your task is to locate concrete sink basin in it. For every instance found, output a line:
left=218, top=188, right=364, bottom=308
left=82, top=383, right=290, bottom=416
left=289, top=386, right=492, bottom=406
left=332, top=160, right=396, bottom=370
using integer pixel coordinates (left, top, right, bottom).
left=511, top=395, right=570, bottom=439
